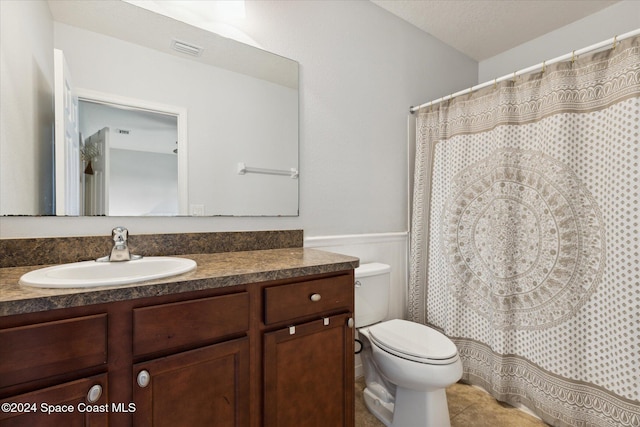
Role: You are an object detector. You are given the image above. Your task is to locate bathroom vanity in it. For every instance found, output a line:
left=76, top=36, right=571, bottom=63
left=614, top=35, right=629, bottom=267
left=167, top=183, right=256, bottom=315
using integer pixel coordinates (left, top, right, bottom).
left=0, top=232, right=358, bottom=427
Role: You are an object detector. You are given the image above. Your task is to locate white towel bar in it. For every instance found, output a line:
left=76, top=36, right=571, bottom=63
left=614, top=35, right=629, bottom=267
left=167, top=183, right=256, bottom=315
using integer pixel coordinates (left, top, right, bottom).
left=237, top=162, right=299, bottom=179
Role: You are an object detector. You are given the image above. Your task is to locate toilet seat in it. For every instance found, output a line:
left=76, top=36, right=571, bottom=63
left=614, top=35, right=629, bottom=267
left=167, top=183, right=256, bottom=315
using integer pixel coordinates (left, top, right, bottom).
left=368, top=319, right=459, bottom=365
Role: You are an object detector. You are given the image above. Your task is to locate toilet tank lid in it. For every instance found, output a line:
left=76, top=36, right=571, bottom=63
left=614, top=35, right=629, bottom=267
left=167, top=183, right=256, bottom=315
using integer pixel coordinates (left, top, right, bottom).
left=355, top=263, right=391, bottom=278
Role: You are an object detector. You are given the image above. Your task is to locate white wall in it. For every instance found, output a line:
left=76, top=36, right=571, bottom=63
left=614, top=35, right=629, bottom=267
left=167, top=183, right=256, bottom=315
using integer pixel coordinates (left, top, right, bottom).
left=0, top=0, right=55, bottom=215
left=479, top=0, right=640, bottom=82
left=109, top=149, right=179, bottom=216
left=0, top=0, right=477, bottom=238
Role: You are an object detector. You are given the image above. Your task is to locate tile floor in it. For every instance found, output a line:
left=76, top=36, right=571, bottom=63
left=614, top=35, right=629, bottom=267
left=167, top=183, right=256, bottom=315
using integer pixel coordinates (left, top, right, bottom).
left=355, top=378, right=550, bottom=427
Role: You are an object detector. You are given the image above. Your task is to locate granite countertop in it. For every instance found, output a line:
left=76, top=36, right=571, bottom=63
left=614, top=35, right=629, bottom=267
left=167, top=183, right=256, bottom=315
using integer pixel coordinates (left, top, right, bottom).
left=0, top=248, right=359, bottom=317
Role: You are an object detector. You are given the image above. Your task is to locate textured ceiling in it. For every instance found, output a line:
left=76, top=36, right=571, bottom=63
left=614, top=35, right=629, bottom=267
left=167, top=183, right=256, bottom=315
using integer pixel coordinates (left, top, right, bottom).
left=370, top=0, right=620, bottom=61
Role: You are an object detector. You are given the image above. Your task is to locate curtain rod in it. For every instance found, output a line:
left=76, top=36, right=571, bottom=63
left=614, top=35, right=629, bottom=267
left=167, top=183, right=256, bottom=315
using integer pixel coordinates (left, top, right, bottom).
left=409, top=28, right=640, bottom=114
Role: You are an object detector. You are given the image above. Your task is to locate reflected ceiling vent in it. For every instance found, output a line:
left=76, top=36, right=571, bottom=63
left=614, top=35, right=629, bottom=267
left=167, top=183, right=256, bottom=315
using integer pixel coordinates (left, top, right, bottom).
left=171, top=39, right=203, bottom=57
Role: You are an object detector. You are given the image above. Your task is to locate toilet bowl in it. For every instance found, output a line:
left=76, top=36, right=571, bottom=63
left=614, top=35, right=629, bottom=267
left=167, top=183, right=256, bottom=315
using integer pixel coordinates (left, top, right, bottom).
left=355, top=264, right=462, bottom=427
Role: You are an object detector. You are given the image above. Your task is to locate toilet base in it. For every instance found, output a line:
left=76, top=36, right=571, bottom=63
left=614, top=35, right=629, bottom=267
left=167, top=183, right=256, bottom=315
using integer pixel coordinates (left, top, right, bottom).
left=363, top=387, right=394, bottom=427
left=364, top=385, right=452, bottom=427
left=391, top=387, right=451, bottom=427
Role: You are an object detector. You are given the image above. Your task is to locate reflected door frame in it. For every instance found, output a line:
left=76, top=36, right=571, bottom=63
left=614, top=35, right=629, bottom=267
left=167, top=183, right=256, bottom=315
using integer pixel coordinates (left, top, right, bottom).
left=54, top=49, right=81, bottom=216
left=75, top=88, right=188, bottom=215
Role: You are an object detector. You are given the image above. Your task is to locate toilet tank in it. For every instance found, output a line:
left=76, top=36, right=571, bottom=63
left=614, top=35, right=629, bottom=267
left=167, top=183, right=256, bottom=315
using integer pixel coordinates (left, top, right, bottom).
left=354, top=263, right=391, bottom=327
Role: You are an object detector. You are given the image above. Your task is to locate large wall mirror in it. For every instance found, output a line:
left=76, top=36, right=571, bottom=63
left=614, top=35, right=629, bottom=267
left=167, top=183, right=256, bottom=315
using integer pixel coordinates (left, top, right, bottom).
left=0, top=0, right=299, bottom=217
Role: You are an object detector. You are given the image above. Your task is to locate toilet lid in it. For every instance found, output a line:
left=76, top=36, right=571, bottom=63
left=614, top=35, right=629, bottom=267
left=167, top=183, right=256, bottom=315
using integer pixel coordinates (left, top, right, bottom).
left=368, top=319, right=458, bottom=364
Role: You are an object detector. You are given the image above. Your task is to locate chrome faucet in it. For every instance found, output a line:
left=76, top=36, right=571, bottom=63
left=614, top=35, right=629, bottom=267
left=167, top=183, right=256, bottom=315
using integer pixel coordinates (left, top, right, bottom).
left=97, top=227, right=142, bottom=262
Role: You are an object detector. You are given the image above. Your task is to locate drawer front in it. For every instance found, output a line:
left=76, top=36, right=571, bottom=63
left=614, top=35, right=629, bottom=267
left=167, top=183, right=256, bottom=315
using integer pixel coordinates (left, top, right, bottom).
left=264, top=274, right=353, bottom=325
left=133, top=292, right=249, bottom=357
left=0, top=314, right=108, bottom=388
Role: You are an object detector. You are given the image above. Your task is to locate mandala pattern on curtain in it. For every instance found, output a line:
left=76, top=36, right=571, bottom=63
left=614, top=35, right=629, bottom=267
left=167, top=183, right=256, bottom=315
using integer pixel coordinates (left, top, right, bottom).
left=409, top=37, right=639, bottom=427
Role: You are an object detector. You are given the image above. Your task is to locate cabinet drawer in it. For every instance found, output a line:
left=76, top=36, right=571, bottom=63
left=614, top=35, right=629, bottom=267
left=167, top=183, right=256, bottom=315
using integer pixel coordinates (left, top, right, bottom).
left=264, top=274, right=353, bottom=325
left=133, top=292, right=249, bottom=357
left=0, top=314, right=108, bottom=388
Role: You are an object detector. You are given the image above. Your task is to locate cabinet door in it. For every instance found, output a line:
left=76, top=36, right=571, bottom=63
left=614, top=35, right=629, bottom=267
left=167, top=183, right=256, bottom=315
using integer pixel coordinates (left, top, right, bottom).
left=133, top=337, right=249, bottom=427
left=0, top=373, right=108, bottom=427
left=263, top=313, right=354, bottom=427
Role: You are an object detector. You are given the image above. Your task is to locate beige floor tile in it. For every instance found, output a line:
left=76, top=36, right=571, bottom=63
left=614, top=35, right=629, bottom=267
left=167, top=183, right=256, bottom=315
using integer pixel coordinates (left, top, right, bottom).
left=355, top=378, right=549, bottom=427
left=355, top=377, right=387, bottom=427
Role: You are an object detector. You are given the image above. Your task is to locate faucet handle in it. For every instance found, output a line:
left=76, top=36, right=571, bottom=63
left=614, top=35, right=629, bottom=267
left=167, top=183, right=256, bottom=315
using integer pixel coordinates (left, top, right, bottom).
left=112, top=226, right=128, bottom=243
left=97, top=227, right=141, bottom=262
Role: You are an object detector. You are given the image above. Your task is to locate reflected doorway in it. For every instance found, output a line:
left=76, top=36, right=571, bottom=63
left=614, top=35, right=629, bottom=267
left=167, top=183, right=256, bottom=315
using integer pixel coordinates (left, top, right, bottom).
left=77, top=93, right=187, bottom=215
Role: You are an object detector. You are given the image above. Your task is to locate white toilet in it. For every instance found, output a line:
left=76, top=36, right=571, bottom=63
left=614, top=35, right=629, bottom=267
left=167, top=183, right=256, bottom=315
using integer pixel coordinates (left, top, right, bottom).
left=355, top=263, right=462, bottom=427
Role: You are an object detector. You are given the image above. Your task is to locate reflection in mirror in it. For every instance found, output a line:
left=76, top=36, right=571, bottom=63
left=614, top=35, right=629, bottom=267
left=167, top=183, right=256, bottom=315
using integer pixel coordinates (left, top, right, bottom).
left=79, top=100, right=180, bottom=216
left=0, top=0, right=299, bottom=217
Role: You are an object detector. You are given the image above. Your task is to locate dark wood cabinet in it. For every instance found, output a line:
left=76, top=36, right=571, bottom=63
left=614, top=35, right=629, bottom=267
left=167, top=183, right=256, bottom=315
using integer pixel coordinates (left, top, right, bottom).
left=0, top=270, right=354, bottom=427
left=263, top=313, right=354, bottom=427
left=0, top=314, right=107, bottom=389
left=0, top=374, right=108, bottom=427
left=133, top=338, right=249, bottom=427
left=132, top=293, right=249, bottom=358
left=262, top=273, right=355, bottom=427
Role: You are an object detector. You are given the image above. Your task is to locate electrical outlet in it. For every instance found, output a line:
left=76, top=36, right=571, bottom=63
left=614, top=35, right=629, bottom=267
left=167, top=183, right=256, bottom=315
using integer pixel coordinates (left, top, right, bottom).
left=190, top=204, right=205, bottom=216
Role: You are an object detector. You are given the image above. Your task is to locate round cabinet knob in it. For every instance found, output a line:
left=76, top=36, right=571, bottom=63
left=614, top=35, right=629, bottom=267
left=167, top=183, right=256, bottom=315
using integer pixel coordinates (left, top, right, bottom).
left=310, top=293, right=322, bottom=302
left=347, top=317, right=355, bottom=328
left=87, top=385, right=102, bottom=403
left=137, top=370, right=151, bottom=388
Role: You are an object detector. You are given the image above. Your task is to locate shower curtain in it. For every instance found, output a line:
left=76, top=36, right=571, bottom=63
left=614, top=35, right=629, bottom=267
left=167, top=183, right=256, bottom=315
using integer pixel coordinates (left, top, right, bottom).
left=409, top=36, right=639, bottom=427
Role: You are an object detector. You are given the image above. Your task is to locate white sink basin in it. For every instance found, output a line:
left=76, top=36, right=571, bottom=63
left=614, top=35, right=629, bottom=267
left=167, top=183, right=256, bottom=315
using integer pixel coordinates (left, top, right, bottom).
left=19, top=257, right=197, bottom=288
